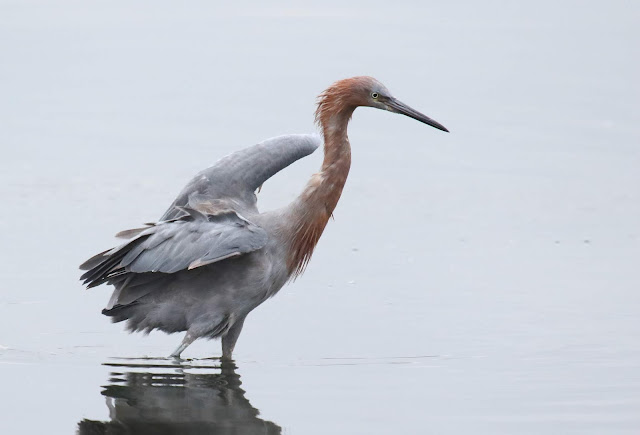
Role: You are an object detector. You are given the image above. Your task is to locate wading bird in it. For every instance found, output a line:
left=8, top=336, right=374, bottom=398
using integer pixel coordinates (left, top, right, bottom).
left=80, top=76, right=448, bottom=359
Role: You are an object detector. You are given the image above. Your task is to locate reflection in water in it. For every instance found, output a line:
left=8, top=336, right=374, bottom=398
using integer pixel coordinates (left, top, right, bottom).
left=78, top=359, right=281, bottom=435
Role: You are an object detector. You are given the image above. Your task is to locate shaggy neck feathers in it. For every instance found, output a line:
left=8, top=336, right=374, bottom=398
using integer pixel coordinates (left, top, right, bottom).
left=286, top=80, right=363, bottom=277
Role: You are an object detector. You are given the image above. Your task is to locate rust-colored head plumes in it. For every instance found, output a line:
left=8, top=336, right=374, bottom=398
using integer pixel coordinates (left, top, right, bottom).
left=314, top=76, right=380, bottom=131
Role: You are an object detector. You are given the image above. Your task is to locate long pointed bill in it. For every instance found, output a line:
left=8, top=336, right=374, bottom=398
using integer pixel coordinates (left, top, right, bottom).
left=386, top=98, right=449, bottom=132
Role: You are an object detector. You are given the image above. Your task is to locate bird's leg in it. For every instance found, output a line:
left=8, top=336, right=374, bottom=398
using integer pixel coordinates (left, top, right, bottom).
left=221, top=316, right=246, bottom=360
left=169, top=331, right=196, bottom=359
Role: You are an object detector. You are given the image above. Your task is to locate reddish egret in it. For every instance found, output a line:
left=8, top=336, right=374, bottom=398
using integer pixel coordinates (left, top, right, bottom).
left=80, top=76, right=448, bottom=359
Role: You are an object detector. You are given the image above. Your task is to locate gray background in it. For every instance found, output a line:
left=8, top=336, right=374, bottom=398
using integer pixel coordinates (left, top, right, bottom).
left=1, top=1, right=639, bottom=433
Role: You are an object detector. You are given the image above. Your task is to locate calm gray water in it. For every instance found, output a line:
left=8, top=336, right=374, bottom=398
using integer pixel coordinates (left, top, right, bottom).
left=1, top=1, right=639, bottom=433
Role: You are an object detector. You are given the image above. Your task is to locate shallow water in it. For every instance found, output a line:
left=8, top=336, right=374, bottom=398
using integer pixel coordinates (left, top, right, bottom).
left=1, top=1, right=639, bottom=433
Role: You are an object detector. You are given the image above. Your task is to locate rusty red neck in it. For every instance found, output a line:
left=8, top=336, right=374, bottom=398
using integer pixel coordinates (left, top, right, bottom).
left=286, top=94, right=356, bottom=278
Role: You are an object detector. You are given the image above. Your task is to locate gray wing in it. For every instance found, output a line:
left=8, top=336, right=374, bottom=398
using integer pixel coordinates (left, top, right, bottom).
left=80, top=208, right=267, bottom=288
left=160, top=133, right=321, bottom=220
left=79, top=134, right=318, bottom=308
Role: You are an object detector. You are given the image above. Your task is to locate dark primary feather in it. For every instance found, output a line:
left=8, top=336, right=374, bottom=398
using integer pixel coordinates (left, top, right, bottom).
left=81, top=210, right=267, bottom=288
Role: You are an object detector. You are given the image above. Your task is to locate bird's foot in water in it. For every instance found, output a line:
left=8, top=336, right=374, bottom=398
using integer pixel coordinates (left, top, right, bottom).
left=169, top=332, right=196, bottom=359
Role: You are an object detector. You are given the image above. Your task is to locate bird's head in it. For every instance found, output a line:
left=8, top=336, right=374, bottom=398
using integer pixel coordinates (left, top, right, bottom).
left=315, top=76, right=449, bottom=133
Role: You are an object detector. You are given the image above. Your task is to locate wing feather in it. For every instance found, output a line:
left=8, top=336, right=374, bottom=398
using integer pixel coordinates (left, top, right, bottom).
left=81, top=134, right=318, bottom=308
left=80, top=210, right=267, bottom=288
left=160, top=134, right=321, bottom=220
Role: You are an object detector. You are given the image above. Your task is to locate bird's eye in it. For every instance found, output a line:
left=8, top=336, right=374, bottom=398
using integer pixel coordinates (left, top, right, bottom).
left=371, top=92, right=379, bottom=99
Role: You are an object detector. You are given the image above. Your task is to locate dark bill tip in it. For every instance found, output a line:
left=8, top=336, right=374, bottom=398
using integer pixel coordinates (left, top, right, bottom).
left=386, top=98, right=449, bottom=133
